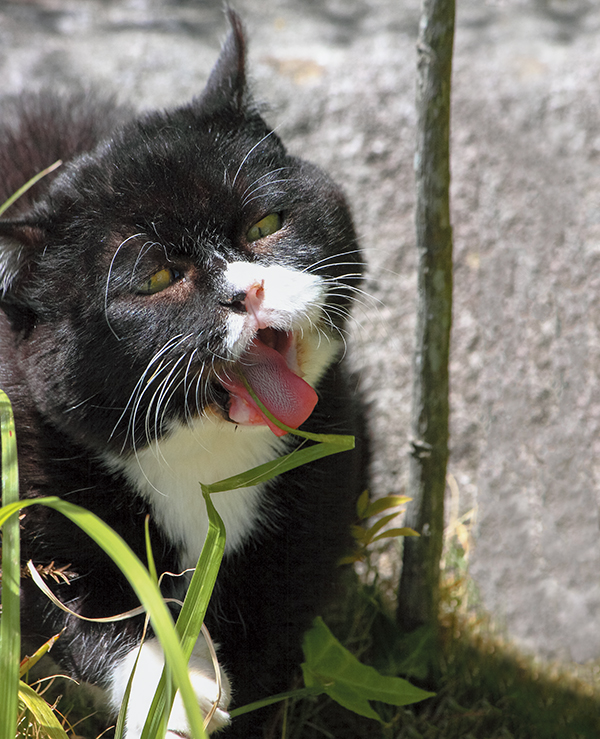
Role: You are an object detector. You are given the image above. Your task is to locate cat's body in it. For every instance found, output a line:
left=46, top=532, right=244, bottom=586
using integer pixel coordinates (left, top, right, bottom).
left=0, top=14, right=364, bottom=738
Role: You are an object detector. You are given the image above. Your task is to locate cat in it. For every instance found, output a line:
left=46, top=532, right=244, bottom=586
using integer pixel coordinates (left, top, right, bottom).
left=0, top=11, right=364, bottom=738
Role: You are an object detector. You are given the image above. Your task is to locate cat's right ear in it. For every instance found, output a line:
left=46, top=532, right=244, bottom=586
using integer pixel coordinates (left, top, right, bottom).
left=194, top=10, right=249, bottom=117
left=0, top=217, right=45, bottom=303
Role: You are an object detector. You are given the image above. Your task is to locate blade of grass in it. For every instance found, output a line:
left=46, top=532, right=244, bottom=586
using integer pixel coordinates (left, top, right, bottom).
left=114, top=642, right=147, bottom=739
left=19, top=632, right=63, bottom=678
left=144, top=515, right=159, bottom=584
left=0, top=389, right=20, bottom=739
left=47, top=498, right=207, bottom=739
left=201, top=438, right=354, bottom=495
left=0, top=160, right=62, bottom=217
left=141, top=489, right=226, bottom=739
left=0, top=496, right=207, bottom=739
left=229, top=686, right=322, bottom=719
left=17, top=681, right=70, bottom=739
left=174, top=491, right=226, bottom=669
left=200, top=373, right=354, bottom=495
left=114, top=518, right=160, bottom=739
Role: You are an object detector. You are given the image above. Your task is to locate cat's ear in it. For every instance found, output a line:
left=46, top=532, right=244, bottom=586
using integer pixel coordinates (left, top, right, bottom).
left=0, top=217, right=45, bottom=302
left=194, top=10, right=249, bottom=116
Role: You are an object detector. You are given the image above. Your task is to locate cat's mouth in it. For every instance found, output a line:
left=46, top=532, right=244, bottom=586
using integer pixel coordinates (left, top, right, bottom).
left=216, top=328, right=318, bottom=437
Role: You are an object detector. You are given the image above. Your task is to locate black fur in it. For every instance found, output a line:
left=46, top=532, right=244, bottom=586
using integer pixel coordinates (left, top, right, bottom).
left=0, top=12, right=364, bottom=737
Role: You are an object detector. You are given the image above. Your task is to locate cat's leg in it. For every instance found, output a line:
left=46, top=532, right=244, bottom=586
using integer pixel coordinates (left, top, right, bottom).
left=108, top=636, right=231, bottom=737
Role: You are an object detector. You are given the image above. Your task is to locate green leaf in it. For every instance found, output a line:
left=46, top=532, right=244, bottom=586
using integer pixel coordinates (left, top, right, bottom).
left=19, top=632, right=62, bottom=678
left=201, top=439, right=353, bottom=495
left=0, top=496, right=207, bottom=739
left=141, top=490, right=226, bottom=739
left=396, top=625, right=440, bottom=682
left=356, top=489, right=371, bottom=519
left=371, top=527, right=419, bottom=542
left=350, top=524, right=369, bottom=546
left=362, top=512, right=401, bottom=541
left=0, top=389, right=21, bottom=739
left=301, top=618, right=434, bottom=722
left=17, top=681, right=70, bottom=739
left=0, top=160, right=61, bottom=217
left=363, top=495, right=411, bottom=519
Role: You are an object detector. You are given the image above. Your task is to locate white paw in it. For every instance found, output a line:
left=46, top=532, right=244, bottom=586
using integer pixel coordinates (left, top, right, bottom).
left=109, top=637, right=231, bottom=737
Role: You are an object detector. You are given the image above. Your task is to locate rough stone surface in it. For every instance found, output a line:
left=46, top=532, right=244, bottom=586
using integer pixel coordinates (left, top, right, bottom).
left=1, top=0, right=600, bottom=663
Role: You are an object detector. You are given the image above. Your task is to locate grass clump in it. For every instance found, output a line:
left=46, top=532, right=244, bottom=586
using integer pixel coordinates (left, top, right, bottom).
left=7, top=463, right=600, bottom=739
left=274, top=480, right=600, bottom=739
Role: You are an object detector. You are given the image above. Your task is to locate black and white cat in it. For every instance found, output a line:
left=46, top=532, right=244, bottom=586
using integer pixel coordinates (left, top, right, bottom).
left=0, top=12, right=364, bottom=738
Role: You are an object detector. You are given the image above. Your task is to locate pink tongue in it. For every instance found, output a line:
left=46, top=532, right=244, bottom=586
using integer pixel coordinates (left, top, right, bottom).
left=221, top=336, right=318, bottom=437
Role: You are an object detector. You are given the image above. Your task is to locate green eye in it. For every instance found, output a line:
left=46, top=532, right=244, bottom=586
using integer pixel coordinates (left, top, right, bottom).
left=137, top=268, right=180, bottom=295
left=246, top=213, right=282, bottom=242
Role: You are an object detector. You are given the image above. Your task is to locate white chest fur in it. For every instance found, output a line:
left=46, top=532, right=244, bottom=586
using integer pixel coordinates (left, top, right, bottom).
left=108, top=418, right=287, bottom=569
left=106, top=261, right=340, bottom=570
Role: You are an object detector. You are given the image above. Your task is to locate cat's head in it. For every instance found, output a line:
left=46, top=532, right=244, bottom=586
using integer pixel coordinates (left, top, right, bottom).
left=0, top=12, right=362, bottom=451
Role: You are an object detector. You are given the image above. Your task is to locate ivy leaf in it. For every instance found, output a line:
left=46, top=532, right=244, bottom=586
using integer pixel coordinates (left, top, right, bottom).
left=301, top=618, right=434, bottom=722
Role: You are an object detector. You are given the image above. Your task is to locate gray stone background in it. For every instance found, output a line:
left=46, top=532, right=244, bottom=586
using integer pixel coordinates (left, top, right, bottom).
left=2, top=0, right=600, bottom=666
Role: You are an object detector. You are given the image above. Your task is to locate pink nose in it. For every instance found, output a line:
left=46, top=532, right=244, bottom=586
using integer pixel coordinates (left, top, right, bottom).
left=243, top=281, right=268, bottom=328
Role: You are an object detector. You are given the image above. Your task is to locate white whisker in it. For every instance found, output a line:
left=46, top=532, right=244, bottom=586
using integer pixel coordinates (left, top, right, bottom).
left=104, top=233, right=144, bottom=340
left=232, top=128, right=281, bottom=189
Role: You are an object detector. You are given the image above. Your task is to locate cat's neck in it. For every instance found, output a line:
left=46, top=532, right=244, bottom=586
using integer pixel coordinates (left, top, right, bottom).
left=103, top=416, right=288, bottom=568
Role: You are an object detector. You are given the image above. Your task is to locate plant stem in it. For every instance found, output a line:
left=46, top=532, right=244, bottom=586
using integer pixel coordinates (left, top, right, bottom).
left=398, top=0, right=455, bottom=633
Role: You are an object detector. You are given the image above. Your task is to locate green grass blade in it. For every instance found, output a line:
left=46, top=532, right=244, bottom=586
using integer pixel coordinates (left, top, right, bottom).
left=144, top=515, right=158, bottom=584
left=199, top=372, right=354, bottom=495
left=141, top=490, right=226, bottom=739
left=0, top=496, right=207, bottom=739
left=0, top=389, right=20, bottom=739
left=0, top=499, right=34, bottom=526
left=19, top=632, right=62, bottom=678
left=238, top=370, right=354, bottom=443
left=176, top=490, right=226, bottom=655
left=114, top=642, right=144, bottom=739
left=17, top=681, right=70, bottom=739
left=229, top=687, right=321, bottom=718
left=201, top=438, right=354, bottom=495
left=0, top=160, right=61, bottom=217
left=46, top=498, right=207, bottom=739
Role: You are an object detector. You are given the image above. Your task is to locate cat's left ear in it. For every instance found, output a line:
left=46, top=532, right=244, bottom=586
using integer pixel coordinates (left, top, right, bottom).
left=194, top=10, right=249, bottom=117
left=0, top=217, right=45, bottom=302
